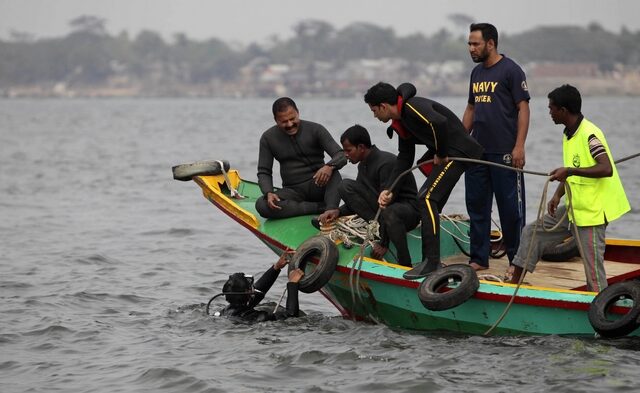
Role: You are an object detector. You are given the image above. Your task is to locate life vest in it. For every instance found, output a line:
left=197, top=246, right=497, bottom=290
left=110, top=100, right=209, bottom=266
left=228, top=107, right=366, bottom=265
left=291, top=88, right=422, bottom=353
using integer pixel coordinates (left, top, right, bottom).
left=389, top=96, right=410, bottom=139
left=562, top=118, right=630, bottom=226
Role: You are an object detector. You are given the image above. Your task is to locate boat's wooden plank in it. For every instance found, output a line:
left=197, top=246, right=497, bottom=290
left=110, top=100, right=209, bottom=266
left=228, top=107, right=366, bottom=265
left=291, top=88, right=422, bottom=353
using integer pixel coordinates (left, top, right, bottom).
left=442, top=254, right=639, bottom=290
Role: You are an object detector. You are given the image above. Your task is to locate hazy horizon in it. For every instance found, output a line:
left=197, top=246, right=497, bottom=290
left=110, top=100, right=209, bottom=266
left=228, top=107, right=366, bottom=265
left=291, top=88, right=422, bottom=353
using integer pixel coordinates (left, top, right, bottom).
left=1, top=0, right=639, bottom=45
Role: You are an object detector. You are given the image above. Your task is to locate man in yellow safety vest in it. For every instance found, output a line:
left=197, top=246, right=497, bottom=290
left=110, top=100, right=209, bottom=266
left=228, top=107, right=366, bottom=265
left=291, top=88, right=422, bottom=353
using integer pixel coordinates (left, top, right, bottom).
left=509, top=84, right=630, bottom=291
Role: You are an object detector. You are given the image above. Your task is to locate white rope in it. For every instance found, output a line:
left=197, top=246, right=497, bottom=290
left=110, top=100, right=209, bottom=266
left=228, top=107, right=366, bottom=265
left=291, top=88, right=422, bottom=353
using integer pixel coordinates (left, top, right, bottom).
left=215, top=160, right=244, bottom=199
left=440, top=213, right=503, bottom=245
left=440, top=214, right=471, bottom=244
left=321, top=215, right=379, bottom=250
left=273, top=287, right=287, bottom=314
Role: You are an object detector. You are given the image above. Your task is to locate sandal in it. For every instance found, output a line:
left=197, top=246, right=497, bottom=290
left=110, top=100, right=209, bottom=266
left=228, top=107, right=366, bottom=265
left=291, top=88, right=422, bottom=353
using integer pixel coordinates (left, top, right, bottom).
left=478, top=274, right=503, bottom=283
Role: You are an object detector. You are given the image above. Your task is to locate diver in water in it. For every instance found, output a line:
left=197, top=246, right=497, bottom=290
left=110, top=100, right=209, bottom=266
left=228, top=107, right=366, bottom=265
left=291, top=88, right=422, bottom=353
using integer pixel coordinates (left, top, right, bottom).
left=212, top=253, right=305, bottom=322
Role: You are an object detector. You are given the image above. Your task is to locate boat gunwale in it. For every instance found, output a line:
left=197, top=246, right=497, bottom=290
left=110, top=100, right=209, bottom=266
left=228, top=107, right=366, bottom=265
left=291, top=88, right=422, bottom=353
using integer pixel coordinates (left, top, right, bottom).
left=193, top=174, right=607, bottom=308
left=189, top=172, right=640, bottom=334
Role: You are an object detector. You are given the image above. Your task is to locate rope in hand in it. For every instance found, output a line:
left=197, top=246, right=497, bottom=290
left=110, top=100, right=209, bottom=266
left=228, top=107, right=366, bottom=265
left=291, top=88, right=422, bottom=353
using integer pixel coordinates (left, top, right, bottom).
left=482, top=152, right=638, bottom=335
left=272, top=249, right=294, bottom=314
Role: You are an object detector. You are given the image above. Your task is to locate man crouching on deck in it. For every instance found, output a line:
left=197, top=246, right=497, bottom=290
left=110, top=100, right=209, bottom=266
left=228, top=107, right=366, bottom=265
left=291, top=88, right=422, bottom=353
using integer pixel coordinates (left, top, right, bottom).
left=317, top=124, right=420, bottom=267
left=509, top=85, right=630, bottom=291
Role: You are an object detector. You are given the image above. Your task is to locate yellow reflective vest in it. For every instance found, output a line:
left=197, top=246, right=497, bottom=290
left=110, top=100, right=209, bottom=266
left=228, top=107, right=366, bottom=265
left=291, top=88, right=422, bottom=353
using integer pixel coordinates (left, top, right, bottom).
left=562, top=118, right=630, bottom=226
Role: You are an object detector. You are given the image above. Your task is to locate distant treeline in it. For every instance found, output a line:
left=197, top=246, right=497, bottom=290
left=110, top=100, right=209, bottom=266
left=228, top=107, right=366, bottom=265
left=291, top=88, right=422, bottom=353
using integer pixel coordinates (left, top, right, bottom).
left=1, top=16, right=639, bottom=87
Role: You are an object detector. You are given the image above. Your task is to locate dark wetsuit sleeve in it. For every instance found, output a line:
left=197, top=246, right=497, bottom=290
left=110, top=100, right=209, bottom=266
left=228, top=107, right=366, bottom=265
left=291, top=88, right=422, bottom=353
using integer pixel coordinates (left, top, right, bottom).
left=338, top=203, right=354, bottom=216
left=377, top=155, right=396, bottom=191
left=317, top=126, right=347, bottom=170
left=377, top=156, right=394, bottom=178
left=285, top=282, right=300, bottom=317
left=406, top=102, right=449, bottom=158
left=247, top=266, right=281, bottom=308
left=327, top=150, right=347, bottom=169
left=257, top=133, right=275, bottom=195
left=386, top=138, right=415, bottom=190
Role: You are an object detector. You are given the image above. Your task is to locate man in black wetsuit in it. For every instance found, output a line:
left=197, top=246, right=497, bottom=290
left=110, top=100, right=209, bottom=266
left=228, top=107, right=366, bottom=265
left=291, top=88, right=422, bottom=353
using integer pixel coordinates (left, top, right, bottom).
left=256, top=97, right=347, bottom=219
left=219, top=253, right=305, bottom=322
left=318, top=125, right=420, bottom=267
left=364, top=82, right=484, bottom=279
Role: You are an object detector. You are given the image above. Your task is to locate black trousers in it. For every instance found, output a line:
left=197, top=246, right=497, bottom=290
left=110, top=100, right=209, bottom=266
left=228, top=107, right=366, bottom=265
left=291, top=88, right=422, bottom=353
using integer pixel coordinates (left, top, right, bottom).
left=339, top=179, right=420, bottom=266
left=418, top=160, right=466, bottom=264
left=255, top=173, right=342, bottom=219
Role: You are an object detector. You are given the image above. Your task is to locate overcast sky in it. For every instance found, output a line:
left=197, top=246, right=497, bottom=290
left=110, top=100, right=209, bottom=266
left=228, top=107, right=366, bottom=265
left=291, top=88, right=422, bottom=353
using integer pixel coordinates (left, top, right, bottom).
left=1, top=0, right=639, bottom=44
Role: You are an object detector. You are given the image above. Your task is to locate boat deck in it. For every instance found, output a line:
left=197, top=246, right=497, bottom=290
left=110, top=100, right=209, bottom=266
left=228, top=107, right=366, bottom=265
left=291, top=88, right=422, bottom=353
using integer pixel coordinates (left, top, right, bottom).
left=442, top=254, right=640, bottom=290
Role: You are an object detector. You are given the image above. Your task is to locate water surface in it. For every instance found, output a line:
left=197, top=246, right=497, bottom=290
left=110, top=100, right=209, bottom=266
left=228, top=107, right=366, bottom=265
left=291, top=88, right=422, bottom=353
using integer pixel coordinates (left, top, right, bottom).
left=1, top=97, right=640, bottom=392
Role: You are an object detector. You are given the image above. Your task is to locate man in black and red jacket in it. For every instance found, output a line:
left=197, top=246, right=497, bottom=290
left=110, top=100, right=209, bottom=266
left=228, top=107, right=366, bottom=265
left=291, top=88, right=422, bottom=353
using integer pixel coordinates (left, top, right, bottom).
left=364, top=82, right=483, bottom=279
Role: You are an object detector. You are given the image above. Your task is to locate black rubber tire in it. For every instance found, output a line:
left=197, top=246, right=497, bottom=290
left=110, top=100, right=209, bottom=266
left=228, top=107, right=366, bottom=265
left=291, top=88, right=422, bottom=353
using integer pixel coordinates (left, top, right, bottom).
left=288, top=236, right=339, bottom=294
left=541, top=236, right=580, bottom=262
left=588, top=281, right=640, bottom=338
left=418, top=264, right=479, bottom=311
left=172, top=160, right=230, bottom=181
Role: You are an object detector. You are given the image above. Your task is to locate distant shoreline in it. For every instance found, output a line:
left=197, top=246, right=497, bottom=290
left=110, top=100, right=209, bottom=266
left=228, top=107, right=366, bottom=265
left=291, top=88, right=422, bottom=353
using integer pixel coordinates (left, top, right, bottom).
left=3, top=75, right=640, bottom=98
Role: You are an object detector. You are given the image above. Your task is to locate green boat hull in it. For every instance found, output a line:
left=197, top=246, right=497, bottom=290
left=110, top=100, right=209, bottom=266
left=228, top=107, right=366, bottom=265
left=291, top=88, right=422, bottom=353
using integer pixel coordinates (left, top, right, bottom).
left=191, top=172, right=640, bottom=336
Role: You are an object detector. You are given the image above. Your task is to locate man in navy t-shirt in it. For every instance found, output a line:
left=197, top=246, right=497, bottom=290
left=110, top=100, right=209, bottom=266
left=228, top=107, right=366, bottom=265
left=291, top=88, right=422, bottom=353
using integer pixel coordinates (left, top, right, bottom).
left=462, top=23, right=531, bottom=275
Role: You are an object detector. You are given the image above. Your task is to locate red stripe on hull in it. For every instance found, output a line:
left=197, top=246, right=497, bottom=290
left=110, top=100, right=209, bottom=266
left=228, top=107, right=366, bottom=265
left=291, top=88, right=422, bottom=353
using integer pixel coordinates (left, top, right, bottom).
left=334, top=264, right=592, bottom=311
left=604, top=245, right=640, bottom=263
left=204, top=193, right=630, bottom=315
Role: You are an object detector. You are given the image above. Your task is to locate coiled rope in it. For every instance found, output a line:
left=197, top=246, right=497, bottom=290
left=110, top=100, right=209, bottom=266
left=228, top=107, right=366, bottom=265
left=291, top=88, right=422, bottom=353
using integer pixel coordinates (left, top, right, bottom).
left=322, top=215, right=380, bottom=248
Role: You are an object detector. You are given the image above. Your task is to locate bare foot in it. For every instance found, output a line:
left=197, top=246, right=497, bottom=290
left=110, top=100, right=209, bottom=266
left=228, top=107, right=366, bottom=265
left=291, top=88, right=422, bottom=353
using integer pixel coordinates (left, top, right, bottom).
left=503, top=265, right=515, bottom=281
left=507, top=265, right=524, bottom=284
left=469, top=262, right=488, bottom=271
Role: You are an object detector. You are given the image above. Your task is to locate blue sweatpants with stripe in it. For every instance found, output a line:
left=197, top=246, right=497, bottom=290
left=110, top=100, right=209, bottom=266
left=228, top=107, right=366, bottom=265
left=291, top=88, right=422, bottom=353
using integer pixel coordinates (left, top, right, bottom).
left=465, top=153, right=525, bottom=267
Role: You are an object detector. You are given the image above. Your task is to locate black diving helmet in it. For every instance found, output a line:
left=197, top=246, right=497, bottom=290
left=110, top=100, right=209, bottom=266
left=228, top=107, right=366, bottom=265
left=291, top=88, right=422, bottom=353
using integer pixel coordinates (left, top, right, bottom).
left=222, top=272, right=255, bottom=306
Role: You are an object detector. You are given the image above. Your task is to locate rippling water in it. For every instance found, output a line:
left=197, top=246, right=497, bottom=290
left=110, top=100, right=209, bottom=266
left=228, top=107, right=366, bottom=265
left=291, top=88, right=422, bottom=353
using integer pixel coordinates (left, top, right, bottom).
left=2, top=97, right=640, bottom=393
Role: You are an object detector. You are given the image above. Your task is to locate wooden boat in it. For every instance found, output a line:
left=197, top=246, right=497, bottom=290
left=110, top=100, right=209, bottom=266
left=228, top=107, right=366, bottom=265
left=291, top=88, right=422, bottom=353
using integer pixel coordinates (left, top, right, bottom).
left=175, top=161, right=640, bottom=337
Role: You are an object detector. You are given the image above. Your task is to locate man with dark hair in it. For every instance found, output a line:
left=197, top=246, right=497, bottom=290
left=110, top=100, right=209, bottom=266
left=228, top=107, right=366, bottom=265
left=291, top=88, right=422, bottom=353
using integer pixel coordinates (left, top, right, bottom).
left=509, top=85, right=630, bottom=291
left=364, top=82, right=483, bottom=279
left=463, top=23, right=531, bottom=275
left=256, top=97, right=347, bottom=219
left=219, top=253, right=305, bottom=322
left=317, top=125, right=420, bottom=267
left=272, top=96, right=298, bottom=116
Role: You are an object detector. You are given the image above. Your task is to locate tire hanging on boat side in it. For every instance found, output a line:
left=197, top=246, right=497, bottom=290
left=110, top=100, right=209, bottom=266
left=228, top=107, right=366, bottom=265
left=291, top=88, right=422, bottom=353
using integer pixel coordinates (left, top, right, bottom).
left=172, top=160, right=231, bottom=181
left=417, top=264, right=479, bottom=311
left=288, top=236, right=339, bottom=294
left=588, top=280, right=640, bottom=338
